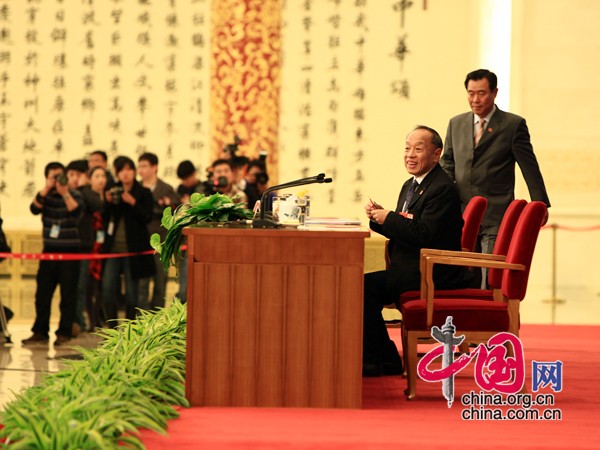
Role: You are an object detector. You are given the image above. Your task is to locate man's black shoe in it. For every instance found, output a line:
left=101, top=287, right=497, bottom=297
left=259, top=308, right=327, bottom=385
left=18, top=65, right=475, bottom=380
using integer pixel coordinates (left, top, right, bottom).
left=54, top=335, right=71, bottom=346
left=22, top=333, right=49, bottom=345
left=362, top=363, right=382, bottom=377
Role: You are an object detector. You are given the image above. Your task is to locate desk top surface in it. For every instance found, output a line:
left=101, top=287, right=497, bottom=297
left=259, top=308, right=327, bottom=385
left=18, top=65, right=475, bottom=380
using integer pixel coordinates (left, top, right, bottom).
left=183, top=223, right=370, bottom=239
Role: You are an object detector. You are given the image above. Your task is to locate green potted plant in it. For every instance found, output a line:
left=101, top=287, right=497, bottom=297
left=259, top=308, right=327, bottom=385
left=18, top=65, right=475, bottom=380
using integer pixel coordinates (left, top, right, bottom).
left=0, top=302, right=188, bottom=449
left=150, top=193, right=253, bottom=271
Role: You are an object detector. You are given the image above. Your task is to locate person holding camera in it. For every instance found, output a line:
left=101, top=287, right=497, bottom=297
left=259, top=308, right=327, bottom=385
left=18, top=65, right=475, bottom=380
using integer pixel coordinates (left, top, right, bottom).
left=23, top=162, right=84, bottom=346
left=175, top=160, right=209, bottom=203
left=211, top=159, right=248, bottom=206
left=243, top=159, right=269, bottom=209
left=102, top=156, right=155, bottom=326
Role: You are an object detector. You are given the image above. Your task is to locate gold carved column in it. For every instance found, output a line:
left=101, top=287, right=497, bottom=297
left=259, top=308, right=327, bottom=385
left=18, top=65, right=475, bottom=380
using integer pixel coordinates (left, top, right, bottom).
left=210, top=0, right=281, bottom=180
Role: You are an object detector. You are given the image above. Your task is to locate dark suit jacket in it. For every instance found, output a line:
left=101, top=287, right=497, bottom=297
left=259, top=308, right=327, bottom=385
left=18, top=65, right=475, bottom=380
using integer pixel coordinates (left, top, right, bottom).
left=370, top=164, right=470, bottom=296
left=441, top=107, right=550, bottom=233
left=102, top=180, right=155, bottom=279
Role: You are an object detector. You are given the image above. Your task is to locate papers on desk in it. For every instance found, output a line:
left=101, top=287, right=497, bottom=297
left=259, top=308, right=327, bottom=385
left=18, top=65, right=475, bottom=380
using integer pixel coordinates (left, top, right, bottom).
left=304, top=217, right=362, bottom=227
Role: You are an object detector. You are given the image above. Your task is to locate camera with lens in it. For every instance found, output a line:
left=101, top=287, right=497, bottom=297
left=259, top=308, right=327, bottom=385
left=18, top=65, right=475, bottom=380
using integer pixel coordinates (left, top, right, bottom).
left=211, top=176, right=229, bottom=192
left=201, top=176, right=229, bottom=194
left=55, top=173, right=68, bottom=186
left=109, top=186, right=124, bottom=204
left=222, top=135, right=241, bottom=158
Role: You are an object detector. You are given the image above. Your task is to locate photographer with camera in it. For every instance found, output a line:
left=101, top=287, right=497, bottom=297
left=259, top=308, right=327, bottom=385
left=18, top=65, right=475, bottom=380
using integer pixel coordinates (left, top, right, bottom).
left=102, top=156, right=155, bottom=326
left=23, top=162, right=84, bottom=346
left=243, top=159, right=269, bottom=209
left=210, top=159, right=248, bottom=206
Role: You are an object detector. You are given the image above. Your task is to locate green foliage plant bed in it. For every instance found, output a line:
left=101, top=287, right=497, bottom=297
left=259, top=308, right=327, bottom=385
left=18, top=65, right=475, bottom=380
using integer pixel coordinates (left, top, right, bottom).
left=150, top=193, right=254, bottom=271
left=0, top=301, right=188, bottom=449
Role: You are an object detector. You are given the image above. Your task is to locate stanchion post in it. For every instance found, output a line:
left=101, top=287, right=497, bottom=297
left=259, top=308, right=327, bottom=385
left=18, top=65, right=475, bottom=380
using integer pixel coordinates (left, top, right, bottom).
left=543, top=223, right=565, bottom=324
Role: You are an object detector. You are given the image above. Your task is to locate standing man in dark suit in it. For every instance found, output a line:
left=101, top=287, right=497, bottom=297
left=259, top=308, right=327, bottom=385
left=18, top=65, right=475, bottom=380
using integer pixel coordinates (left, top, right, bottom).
left=363, top=126, right=472, bottom=376
left=441, top=69, right=551, bottom=263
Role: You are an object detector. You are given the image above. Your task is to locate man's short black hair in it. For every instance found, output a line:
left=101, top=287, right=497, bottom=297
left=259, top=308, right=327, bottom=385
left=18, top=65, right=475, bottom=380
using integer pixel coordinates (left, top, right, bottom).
left=247, top=159, right=266, bottom=172
left=89, top=150, right=108, bottom=162
left=138, top=152, right=159, bottom=166
left=412, top=125, right=443, bottom=150
left=176, top=160, right=196, bottom=179
left=44, top=162, right=65, bottom=177
left=211, top=159, right=233, bottom=170
left=231, top=155, right=249, bottom=169
left=113, top=156, right=136, bottom=174
left=66, top=159, right=89, bottom=174
left=464, top=69, right=498, bottom=91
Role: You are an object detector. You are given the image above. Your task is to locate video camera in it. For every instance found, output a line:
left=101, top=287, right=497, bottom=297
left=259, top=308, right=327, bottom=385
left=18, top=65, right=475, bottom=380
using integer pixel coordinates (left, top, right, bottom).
left=201, top=176, right=229, bottom=194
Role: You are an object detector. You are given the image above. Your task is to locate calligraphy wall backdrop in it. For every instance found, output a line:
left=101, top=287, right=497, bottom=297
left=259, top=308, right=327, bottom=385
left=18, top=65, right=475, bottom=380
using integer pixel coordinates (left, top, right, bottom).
left=279, top=0, right=475, bottom=219
left=0, top=0, right=211, bottom=229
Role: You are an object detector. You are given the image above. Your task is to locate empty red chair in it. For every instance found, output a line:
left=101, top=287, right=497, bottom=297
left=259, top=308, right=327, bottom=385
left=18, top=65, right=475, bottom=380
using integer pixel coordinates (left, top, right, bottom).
left=400, top=201, right=547, bottom=400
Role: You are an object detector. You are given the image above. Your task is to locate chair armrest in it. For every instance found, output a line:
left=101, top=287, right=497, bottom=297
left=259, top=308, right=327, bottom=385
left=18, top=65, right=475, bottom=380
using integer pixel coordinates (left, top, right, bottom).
left=418, top=248, right=505, bottom=297
left=420, top=248, right=505, bottom=261
left=422, top=255, right=525, bottom=328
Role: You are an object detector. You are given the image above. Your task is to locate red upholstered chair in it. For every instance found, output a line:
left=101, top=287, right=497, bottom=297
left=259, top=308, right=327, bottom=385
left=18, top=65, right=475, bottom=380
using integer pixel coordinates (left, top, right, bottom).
left=398, top=199, right=528, bottom=306
left=400, top=201, right=547, bottom=400
left=460, top=195, right=488, bottom=252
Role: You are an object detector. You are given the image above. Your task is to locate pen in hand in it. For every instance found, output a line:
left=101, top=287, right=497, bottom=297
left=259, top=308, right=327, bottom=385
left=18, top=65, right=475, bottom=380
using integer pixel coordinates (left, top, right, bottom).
left=369, top=197, right=383, bottom=209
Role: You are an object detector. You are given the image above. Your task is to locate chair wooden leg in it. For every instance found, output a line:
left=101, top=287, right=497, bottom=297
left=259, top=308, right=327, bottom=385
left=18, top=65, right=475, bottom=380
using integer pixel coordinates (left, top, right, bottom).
left=404, top=332, right=418, bottom=400
left=400, top=324, right=408, bottom=378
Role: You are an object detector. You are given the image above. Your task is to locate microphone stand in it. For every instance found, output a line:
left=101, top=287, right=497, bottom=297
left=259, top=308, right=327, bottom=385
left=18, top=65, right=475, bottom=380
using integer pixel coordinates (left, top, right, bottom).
left=252, top=174, right=333, bottom=228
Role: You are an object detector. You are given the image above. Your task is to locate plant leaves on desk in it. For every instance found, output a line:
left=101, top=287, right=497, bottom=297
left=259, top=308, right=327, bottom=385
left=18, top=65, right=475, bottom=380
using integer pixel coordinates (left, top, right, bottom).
left=150, top=193, right=254, bottom=271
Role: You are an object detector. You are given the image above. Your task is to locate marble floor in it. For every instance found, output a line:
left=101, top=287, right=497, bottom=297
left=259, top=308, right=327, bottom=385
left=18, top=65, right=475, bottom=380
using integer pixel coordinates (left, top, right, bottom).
left=0, top=320, right=103, bottom=409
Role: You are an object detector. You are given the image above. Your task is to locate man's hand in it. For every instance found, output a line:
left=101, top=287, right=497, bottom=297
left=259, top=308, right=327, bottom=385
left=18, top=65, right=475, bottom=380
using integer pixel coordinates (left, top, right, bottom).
left=41, top=175, right=56, bottom=196
left=55, top=181, right=69, bottom=197
left=158, top=196, right=172, bottom=206
left=370, top=208, right=391, bottom=225
left=365, top=197, right=384, bottom=220
left=121, top=191, right=136, bottom=206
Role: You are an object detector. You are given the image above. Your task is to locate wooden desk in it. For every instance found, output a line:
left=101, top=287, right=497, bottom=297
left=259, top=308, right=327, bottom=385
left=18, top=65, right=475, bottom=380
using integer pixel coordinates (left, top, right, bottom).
left=183, top=225, right=369, bottom=408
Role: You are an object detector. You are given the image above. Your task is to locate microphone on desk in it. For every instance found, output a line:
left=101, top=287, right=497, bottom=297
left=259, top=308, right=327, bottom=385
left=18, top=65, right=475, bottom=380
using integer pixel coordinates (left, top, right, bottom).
left=252, top=173, right=333, bottom=228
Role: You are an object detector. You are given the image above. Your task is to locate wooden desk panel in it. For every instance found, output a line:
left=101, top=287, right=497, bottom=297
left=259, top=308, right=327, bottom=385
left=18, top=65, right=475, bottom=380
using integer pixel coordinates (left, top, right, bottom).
left=184, top=226, right=369, bottom=408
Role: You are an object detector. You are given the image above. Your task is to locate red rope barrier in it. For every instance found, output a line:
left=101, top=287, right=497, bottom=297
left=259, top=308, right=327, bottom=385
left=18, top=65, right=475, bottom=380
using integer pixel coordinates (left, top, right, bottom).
left=0, top=250, right=155, bottom=261
left=542, top=223, right=600, bottom=232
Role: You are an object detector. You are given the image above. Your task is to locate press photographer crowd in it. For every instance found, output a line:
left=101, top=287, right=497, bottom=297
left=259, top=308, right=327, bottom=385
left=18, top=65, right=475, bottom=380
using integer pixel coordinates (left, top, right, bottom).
left=0, top=138, right=269, bottom=346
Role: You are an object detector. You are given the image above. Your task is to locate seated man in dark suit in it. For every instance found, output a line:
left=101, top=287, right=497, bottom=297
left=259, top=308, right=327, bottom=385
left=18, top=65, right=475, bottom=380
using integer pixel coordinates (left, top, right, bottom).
left=363, top=125, right=473, bottom=376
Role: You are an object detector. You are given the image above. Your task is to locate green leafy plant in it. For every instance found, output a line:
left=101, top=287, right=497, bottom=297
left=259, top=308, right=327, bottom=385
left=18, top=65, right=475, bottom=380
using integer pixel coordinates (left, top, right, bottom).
left=150, top=193, right=253, bottom=271
left=0, top=301, right=188, bottom=449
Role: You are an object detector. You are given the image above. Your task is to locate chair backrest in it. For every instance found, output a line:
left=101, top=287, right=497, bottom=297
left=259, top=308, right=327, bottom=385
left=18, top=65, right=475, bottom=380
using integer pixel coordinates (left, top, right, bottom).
left=461, top=196, right=488, bottom=252
left=501, top=201, right=547, bottom=300
left=487, top=199, right=528, bottom=289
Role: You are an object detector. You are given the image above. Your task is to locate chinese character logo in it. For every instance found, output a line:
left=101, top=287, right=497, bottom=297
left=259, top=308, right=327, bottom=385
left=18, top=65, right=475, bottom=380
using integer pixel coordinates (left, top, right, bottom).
left=417, top=316, right=526, bottom=407
left=532, top=361, right=563, bottom=393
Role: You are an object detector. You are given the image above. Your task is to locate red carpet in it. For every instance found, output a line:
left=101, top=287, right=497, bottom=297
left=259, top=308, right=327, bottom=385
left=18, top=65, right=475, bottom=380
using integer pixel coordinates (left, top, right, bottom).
left=141, top=325, right=599, bottom=449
